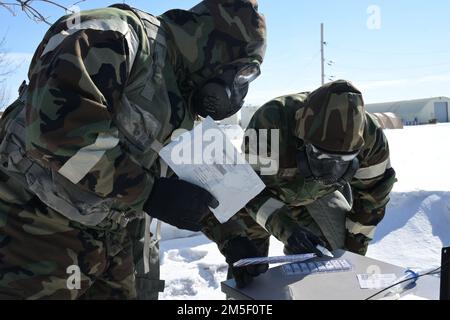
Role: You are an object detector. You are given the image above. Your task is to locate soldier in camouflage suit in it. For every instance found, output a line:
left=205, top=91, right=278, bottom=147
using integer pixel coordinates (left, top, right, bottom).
left=202, top=80, right=397, bottom=288
left=0, top=0, right=266, bottom=299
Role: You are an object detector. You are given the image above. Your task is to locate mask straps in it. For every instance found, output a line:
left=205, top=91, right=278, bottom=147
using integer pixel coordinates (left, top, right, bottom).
left=338, top=157, right=360, bottom=185
left=296, top=148, right=314, bottom=180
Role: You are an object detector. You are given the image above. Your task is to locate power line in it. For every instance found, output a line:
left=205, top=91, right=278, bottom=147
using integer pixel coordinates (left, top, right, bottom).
left=333, top=61, right=450, bottom=72
left=338, top=69, right=450, bottom=83
left=319, top=40, right=449, bottom=81
left=327, top=43, right=450, bottom=56
left=301, top=50, right=321, bottom=71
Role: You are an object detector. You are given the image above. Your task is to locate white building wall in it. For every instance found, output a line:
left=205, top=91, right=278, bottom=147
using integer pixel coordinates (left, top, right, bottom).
left=418, top=99, right=450, bottom=124
left=401, top=109, right=423, bottom=124
left=418, top=101, right=434, bottom=124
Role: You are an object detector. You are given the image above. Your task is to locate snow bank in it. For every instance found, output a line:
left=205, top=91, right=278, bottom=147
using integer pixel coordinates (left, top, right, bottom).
left=368, top=191, right=450, bottom=269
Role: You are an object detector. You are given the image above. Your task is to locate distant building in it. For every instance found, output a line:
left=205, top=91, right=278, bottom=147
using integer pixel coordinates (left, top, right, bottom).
left=366, top=97, right=450, bottom=125
left=371, top=113, right=403, bottom=129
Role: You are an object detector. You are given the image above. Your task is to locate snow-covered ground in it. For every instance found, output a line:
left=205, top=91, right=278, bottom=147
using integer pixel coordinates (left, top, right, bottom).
left=366, top=124, right=450, bottom=269
left=158, top=123, right=450, bottom=300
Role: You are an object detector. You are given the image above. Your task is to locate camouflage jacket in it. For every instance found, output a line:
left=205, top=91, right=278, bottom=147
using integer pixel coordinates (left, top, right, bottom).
left=1, top=7, right=178, bottom=226
left=0, top=1, right=266, bottom=226
left=203, top=93, right=397, bottom=255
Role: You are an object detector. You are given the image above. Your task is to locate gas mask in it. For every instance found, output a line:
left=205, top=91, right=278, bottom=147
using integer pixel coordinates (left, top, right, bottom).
left=297, top=143, right=360, bottom=186
left=192, top=63, right=261, bottom=120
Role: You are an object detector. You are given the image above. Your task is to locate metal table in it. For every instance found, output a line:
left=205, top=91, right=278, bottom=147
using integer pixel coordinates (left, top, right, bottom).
left=221, top=250, right=440, bottom=300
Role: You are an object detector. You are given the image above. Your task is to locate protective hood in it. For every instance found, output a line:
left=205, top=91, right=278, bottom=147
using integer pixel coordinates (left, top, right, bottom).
left=159, top=0, right=267, bottom=95
left=295, top=80, right=366, bottom=154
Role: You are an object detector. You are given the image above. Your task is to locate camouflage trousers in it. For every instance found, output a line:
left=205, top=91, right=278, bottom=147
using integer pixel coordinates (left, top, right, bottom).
left=0, top=173, right=163, bottom=300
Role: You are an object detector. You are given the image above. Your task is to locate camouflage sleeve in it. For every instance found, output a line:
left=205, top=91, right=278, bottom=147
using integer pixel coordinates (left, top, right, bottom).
left=346, top=113, right=397, bottom=255
left=25, top=8, right=154, bottom=213
left=201, top=212, right=249, bottom=252
left=201, top=206, right=272, bottom=258
left=244, top=189, right=299, bottom=244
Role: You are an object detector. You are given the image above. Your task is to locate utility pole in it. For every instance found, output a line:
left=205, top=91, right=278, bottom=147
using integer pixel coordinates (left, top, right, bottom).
left=321, top=23, right=325, bottom=85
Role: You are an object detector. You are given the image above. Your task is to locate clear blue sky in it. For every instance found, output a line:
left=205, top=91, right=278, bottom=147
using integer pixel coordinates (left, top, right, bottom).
left=1, top=0, right=450, bottom=109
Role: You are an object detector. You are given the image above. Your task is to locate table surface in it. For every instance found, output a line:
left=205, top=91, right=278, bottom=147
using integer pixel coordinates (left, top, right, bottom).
left=221, top=250, right=440, bottom=300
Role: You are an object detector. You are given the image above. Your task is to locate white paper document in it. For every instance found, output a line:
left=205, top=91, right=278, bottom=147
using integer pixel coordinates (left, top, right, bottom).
left=159, top=117, right=266, bottom=223
left=357, top=273, right=397, bottom=289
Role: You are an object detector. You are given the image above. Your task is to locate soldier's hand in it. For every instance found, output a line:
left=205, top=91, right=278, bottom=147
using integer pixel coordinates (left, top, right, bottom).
left=222, top=236, right=268, bottom=289
left=144, top=178, right=219, bottom=232
left=284, top=225, right=326, bottom=257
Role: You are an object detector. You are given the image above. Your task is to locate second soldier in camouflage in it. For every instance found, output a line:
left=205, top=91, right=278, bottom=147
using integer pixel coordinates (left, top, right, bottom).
left=203, top=80, right=397, bottom=288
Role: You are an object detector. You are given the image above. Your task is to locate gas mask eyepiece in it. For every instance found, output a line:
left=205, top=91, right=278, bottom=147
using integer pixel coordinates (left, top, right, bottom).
left=297, top=144, right=360, bottom=186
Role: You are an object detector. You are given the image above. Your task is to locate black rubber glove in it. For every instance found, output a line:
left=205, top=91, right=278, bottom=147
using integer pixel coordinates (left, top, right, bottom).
left=284, top=225, right=326, bottom=257
left=144, top=178, right=219, bottom=232
left=222, top=236, right=268, bottom=289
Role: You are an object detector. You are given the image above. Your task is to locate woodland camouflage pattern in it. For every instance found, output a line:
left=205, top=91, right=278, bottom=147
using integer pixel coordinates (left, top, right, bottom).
left=0, top=0, right=266, bottom=299
left=161, top=0, right=266, bottom=93
left=296, top=80, right=366, bottom=153
left=204, top=81, right=397, bottom=256
left=0, top=178, right=135, bottom=299
left=23, top=0, right=266, bottom=216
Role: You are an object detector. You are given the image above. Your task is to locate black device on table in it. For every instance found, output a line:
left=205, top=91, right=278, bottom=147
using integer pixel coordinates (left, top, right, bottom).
left=440, top=247, right=450, bottom=300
